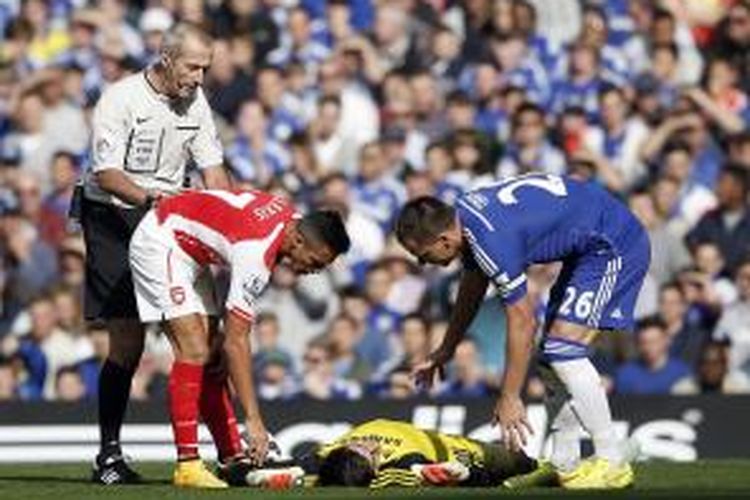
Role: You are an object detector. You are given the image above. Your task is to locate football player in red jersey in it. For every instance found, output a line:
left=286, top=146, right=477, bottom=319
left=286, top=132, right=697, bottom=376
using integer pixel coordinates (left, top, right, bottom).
left=129, top=189, right=350, bottom=488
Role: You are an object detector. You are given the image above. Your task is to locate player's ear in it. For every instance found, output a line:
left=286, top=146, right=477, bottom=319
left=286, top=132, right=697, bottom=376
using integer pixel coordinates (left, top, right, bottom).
left=293, top=228, right=307, bottom=248
left=160, top=46, right=174, bottom=69
left=437, top=232, right=452, bottom=247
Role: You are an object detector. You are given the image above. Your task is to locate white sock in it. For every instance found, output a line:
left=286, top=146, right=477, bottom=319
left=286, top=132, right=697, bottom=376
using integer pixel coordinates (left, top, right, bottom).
left=551, top=358, right=622, bottom=465
left=549, top=400, right=582, bottom=472
left=538, top=363, right=582, bottom=472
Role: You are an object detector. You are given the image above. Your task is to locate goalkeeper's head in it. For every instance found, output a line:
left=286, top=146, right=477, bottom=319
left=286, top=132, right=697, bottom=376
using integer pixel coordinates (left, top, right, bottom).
left=317, top=443, right=378, bottom=486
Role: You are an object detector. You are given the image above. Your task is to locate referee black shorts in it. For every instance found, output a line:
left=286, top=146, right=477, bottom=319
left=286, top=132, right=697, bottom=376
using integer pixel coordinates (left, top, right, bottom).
left=81, top=197, right=150, bottom=321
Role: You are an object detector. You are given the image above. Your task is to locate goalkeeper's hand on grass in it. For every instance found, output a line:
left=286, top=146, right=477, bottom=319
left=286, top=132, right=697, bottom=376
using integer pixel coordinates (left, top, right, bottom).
left=411, top=462, right=470, bottom=486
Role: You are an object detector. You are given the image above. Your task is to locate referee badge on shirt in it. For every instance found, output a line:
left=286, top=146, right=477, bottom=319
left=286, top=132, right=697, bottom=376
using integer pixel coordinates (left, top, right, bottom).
left=95, top=136, right=115, bottom=163
left=241, top=275, right=267, bottom=308
left=170, top=286, right=186, bottom=305
left=96, top=137, right=111, bottom=155
left=125, top=125, right=164, bottom=173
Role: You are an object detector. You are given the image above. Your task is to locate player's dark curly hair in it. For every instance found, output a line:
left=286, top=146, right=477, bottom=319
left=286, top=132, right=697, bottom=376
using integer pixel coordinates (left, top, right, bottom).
left=395, top=196, right=456, bottom=247
left=299, top=210, right=351, bottom=256
left=317, top=448, right=375, bottom=486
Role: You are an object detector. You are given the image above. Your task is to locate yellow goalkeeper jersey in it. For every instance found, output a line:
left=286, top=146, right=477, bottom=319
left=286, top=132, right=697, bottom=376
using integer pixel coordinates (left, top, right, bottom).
left=315, top=419, right=488, bottom=488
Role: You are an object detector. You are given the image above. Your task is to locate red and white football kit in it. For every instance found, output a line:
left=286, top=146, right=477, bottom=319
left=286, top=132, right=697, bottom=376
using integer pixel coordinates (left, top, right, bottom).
left=129, top=189, right=297, bottom=323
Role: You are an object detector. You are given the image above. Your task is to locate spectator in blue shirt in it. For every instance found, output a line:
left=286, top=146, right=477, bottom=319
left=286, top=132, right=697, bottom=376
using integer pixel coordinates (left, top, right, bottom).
left=686, top=165, right=750, bottom=276
left=301, top=0, right=373, bottom=32
left=648, top=42, right=681, bottom=109
left=550, top=39, right=621, bottom=122
left=267, top=7, right=331, bottom=76
left=491, top=31, right=550, bottom=107
left=13, top=341, right=47, bottom=400
left=513, top=0, right=561, bottom=74
left=77, top=324, right=108, bottom=399
left=327, top=314, right=371, bottom=384
left=57, top=9, right=104, bottom=91
left=43, top=151, right=79, bottom=227
left=497, top=102, right=566, bottom=178
left=1, top=212, right=59, bottom=310
left=428, top=25, right=465, bottom=89
left=350, top=141, right=405, bottom=232
left=615, top=318, right=692, bottom=394
left=203, top=38, right=254, bottom=124
left=253, top=312, right=297, bottom=377
left=575, top=4, right=631, bottom=82
left=459, top=59, right=497, bottom=103
left=458, top=62, right=517, bottom=141
left=356, top=264, right=402, bottom=372
left=255, top=66, right=306, bottom=143
left=226, top=99, right=290, bottom=186
left=641, top=113, right=713, bottom=191
left=301, top=340, right=361, bottom=400
left=425, top=141, right=463, bottom=205
left=588, top=84, right=650, bottom=193
left=311, top=0, right=357, bottom=50
left=438, top=339, right=492, bottom=398
left=253, top=312, right=300, bottom=400
left=656, top=282, right=710, bottom=368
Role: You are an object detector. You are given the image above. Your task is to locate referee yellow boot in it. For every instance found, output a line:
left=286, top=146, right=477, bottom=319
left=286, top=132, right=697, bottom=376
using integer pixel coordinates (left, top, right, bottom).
left=559, top=458, right=634, bottom=489
left=173, top=459, right=228, bottom=489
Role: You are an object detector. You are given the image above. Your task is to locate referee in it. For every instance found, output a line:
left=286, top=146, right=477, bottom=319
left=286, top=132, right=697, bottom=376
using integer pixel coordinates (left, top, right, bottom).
left=82, top=23, right=230, bottom=484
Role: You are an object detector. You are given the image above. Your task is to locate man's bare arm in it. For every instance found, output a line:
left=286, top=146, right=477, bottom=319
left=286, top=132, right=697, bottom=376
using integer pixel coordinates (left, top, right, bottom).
left=413, top=269, right=489, bottom=388
left=501, top=295, right=537, bottom=398
left=439, top=269, right=490, bottom=355
left=201, top=164, right=232, bottom=190
left=95, top=169, right=152, bottom=206
left=223, top=311, right=268, bottom=463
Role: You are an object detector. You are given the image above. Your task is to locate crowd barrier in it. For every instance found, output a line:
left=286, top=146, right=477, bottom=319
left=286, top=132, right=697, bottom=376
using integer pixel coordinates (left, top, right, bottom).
left=0, top=396, right=746, bottom=462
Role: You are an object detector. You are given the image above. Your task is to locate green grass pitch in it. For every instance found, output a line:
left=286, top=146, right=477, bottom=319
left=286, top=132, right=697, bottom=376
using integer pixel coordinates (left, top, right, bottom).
left=0, top=461, right=749, bottom=499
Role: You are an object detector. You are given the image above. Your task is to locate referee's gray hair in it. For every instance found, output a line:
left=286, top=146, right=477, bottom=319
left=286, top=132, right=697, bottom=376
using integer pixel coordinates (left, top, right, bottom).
left=161, top=23, right=213, bottom=58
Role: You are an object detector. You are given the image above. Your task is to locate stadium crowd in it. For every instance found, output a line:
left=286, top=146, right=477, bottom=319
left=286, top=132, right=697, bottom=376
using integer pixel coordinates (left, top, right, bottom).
left=1, top=0, right=750, bottom=403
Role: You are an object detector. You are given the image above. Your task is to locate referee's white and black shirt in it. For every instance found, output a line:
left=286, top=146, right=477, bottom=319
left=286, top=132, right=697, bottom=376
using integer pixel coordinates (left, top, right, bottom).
left=84, top=71, right=223, bottom=207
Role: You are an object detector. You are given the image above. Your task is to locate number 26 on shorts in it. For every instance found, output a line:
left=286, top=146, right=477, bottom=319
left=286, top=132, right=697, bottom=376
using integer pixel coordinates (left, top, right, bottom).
left=558, top=286, right=595, bottom=320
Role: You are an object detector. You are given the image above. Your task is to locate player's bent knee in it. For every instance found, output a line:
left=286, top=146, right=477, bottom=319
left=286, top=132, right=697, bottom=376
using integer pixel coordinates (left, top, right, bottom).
left=541, top=336, right=590, bottom=363
left=174, top=338, right=210, bottom=364
left=548, top=319, right=598, bottom=345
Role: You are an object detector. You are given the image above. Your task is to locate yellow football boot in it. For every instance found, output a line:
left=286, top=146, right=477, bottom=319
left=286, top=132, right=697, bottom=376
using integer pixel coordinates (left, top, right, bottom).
left=560, top=458, right=634, bottom=489
left=559, top=458, right=604, bottom=489
left=173, top=459, right=229, bottom=489
left=605, top=461, right=634, bottom=489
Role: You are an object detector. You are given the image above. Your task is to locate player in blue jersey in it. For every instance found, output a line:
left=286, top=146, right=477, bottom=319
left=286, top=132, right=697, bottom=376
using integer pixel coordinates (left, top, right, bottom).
left=395, top=173, right=650, bottom=490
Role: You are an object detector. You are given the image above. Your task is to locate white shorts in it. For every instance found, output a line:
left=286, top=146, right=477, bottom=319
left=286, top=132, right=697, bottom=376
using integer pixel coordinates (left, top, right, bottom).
left=129, top=211, right=218, bottom=322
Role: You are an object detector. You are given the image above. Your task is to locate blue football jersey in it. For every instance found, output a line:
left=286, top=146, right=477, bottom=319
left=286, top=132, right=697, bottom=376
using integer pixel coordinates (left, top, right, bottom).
left=456, top=173, right=644, bottom=305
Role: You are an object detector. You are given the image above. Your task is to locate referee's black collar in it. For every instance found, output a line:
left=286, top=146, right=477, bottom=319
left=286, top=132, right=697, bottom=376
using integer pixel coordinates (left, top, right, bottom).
left=143, top=67, right=197, bottom=114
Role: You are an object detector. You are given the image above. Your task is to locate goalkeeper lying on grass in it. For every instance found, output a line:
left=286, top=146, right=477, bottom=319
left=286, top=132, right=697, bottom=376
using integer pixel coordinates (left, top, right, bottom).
left=226, top=418, right=557, bottom=489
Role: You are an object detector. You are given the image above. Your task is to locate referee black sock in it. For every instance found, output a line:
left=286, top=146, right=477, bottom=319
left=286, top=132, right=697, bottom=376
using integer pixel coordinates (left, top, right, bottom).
left=98, top=360, right=135, bottom=458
